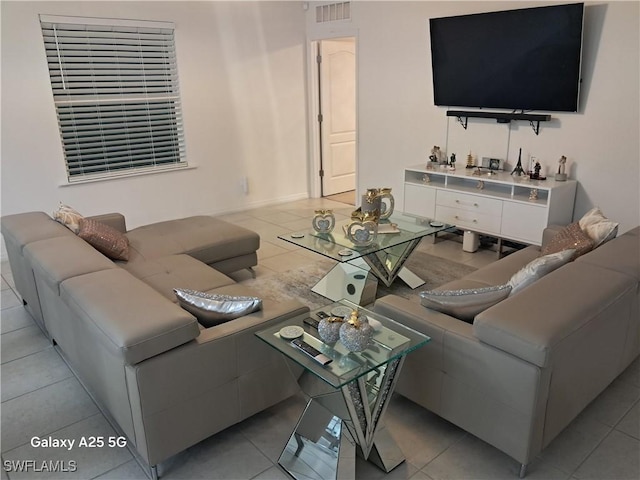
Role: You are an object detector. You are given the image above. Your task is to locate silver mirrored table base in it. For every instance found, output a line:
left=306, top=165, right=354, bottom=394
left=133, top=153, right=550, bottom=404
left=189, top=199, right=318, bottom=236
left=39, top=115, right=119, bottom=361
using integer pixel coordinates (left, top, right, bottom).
left=278, top=357, right=406, bottom=479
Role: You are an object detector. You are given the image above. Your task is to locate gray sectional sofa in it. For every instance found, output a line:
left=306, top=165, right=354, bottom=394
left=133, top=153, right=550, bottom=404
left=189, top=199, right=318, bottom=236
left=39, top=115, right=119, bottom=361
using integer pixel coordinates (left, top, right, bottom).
left=1, top=211, right=309, bottom=478
left=374, top=225, right=640, bottom=476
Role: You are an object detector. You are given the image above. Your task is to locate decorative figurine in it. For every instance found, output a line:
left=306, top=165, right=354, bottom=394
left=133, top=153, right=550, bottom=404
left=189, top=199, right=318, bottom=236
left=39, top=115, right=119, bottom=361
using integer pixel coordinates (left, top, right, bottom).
left=529, top=188, right=538, bottom=201
left=345, top=216, right=378, bottom=247
left=318, top=316, right=343, bottom=344
left=339, top=309, right=374, bottom=352
left=312, top=209, right=335, bottom=233
left=511, top=148, right=525, bottom=176
left=477, top=180, right=484, bottom=190
left=360, top=188, right=382, bottom=221
left=530, top=161, right=546, bottom=180
left=466, top=151, right=475, bottom=169
left=428, top=150, right=437, bottom=163
left=422, top=174, right=430, bottom=183
left=429, top=145, right=443, bottom=165
left=556, top=155, right=568, bottom=181
left=378, top=188, right=395, bottom=220
left=449, top=153, right=456, bottom=170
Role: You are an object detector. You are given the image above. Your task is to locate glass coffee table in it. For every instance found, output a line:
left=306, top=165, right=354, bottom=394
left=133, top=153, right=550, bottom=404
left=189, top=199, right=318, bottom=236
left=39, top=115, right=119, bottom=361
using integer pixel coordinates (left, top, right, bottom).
left=278, top=213, right=450, bottom=304
left=256, top=299, right=430, bottom=479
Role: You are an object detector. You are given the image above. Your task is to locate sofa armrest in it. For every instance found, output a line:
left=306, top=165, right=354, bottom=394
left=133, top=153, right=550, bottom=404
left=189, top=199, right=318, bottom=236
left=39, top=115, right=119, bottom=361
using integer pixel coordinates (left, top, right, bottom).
left=87, top=213, right=127, bottom=233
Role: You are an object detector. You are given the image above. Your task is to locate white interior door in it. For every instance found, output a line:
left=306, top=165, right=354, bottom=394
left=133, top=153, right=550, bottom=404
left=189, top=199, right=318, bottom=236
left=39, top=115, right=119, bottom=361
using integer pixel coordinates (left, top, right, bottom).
left=320, top=37, right=356, bottom=196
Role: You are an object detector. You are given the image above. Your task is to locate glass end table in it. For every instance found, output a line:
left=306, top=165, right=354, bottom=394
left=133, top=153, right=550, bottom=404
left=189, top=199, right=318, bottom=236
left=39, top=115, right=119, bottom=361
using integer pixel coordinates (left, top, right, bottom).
left=255, top=299, right=430, bottom=479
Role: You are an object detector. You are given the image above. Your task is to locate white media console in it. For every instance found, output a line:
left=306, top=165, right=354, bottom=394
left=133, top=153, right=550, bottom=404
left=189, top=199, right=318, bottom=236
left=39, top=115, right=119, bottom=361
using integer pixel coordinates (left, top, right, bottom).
left=403, top=165, right=577, bottom=246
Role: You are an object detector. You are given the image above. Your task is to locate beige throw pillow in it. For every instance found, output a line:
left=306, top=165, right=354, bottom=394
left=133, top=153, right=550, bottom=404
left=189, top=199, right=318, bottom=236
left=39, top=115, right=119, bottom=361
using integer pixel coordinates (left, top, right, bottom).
left=53, top=204, right=84, bottom=233
left=77, top=218, right=130, bottom=261
left=173, top=289, right=262, bottom=328
left=541, top=222, right=594, bottom=259
left=578, top=207, right=619, bottom=247
left=419, top=284, right=512, bottom=323
left=508, top=249, right=575, bottom=296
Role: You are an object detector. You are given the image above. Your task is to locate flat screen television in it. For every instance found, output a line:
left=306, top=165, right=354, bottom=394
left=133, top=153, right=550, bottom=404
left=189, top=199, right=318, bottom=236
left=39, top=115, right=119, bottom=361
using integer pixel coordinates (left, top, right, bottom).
left=430, top=3, right=584, bottom=112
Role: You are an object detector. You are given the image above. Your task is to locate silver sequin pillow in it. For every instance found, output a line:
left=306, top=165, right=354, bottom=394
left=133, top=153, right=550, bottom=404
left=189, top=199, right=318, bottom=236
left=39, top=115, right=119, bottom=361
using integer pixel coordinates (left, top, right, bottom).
left=419, top=284, right=512, bottom=323
left=173, top=289, right=262, bottom=327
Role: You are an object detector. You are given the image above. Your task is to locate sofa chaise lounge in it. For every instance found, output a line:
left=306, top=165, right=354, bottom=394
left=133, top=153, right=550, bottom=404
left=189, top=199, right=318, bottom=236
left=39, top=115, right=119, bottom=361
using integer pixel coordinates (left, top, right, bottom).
left=374, top=225, right=639, bottom=476
left=1, top=211, right=309, bottom=478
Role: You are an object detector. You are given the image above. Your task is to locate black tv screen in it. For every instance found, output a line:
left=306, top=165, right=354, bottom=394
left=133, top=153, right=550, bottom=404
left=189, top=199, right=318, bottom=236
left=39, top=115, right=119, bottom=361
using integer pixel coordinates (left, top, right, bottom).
left=430, top=3, right=584, bottom=112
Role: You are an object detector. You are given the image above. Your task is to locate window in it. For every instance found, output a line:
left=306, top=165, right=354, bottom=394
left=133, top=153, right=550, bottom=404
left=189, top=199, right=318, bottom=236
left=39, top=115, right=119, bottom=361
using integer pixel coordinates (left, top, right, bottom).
left=40, top=15, right=187, bottom=182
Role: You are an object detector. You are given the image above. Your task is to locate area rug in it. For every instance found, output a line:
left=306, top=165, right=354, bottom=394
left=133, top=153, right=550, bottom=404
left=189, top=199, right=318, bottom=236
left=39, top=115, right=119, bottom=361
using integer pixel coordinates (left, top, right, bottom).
left=244, top=251, right=477, bottom=310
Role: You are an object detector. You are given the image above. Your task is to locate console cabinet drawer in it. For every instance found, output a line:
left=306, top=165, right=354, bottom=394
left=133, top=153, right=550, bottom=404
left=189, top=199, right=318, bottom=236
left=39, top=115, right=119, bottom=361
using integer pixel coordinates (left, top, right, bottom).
left=436, top=205, right=502, bottom=234
left=436, top=190, right=502, bottom=215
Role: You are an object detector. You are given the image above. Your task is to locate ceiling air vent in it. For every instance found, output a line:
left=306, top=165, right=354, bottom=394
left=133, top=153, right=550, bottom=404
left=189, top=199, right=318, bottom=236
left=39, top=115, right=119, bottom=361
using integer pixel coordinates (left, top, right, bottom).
left=316, top=2, right=351, bottom=23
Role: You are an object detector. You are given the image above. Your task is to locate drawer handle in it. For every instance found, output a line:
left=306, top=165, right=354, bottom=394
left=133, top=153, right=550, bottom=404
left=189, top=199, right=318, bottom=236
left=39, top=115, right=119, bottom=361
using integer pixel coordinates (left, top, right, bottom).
left=454, top=216, right=478, bottom=223
left=455, top=199, right=479, bottom=207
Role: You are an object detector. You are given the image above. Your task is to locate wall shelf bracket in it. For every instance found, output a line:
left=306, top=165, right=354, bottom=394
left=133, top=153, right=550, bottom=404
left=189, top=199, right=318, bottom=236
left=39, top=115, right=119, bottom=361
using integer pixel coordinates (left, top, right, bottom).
left=455, top=115, right=469, bottom=130
left=446, top=110, right=551, bottom=135
left=529, top=120, right=542, bottom=135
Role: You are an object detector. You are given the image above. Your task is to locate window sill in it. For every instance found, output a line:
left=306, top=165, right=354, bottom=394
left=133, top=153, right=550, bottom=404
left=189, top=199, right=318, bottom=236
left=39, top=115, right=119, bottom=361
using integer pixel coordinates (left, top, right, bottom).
left=59, top=164, right=197, bottom=187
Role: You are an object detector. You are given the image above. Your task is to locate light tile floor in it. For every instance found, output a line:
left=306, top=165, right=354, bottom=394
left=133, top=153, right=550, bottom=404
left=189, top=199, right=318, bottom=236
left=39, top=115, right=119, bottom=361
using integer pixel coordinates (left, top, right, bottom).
left=1, top=198, right=639, bottom=479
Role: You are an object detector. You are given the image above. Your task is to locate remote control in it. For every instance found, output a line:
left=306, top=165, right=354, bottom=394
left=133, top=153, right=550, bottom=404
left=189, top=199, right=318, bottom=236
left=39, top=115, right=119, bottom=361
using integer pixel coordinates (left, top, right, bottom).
left=316, top=311, right=330, bottom=319
left=303, top=316, right=320, bottom=329
left=291, top=338, right=332, bottom=366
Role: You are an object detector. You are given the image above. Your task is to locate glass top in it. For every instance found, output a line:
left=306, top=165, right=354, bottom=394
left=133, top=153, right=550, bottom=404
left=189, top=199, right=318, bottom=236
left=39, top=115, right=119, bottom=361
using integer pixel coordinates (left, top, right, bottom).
left=255, top=299, right=430, bottom=389
left=278, top=213, right=450, bottom=263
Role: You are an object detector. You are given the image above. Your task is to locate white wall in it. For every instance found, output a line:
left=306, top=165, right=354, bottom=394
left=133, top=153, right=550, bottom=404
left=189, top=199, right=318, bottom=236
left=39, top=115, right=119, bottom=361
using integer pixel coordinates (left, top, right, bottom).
left=2, top=1, right=638, bottom=235
left=1, top=1, right=308, bottom=228
left=309, top=1, right=639, bottom=233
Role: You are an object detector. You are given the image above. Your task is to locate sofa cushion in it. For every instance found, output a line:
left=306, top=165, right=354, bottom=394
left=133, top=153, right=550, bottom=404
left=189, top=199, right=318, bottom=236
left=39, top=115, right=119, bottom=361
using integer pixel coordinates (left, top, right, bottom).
left=420, top=284, right=512, bottom=323
left=61, top=268, right=199, bottom=365
left=77, top=217, right=130, bottom=261
left=174, top=289, right=262, bottom=327
left=24, top=235, right=117, bottom=294
left=578, top=207, right=619, bottom=247
left=508, top=249, right=575, bottom=296
left=541, top=222, right=594, bottom=259
left=126, top=216, right=260, bottom=265
left=122, top=254, right=235, bottom=301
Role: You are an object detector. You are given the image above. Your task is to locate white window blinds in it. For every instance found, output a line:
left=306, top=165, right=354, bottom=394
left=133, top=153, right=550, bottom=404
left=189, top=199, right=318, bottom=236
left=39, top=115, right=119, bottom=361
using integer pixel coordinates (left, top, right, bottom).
left=40, top=15, right=187, bottom=182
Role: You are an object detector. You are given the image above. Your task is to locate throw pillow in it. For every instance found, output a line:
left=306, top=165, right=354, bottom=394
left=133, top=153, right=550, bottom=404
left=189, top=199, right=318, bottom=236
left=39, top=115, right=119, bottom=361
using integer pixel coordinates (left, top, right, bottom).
left=53, top=204, right=84, bottom=233
left=173, top=289, right=262, bottom=327
left=578, top=207, right=619, bottom=247
left=419, top=284, right=512, bottom=323
left=77, top=218, right=130, bottom=261
left=508, top=249, right=575, bottom=296
left=541, top=222, right=595, bottom=259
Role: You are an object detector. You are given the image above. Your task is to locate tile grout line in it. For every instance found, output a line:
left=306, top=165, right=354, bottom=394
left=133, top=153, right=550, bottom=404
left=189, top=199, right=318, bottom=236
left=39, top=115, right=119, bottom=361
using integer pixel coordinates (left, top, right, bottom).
left=0, top=370, right=74, bottom=406
left=1, top=412, right=105, bottom=457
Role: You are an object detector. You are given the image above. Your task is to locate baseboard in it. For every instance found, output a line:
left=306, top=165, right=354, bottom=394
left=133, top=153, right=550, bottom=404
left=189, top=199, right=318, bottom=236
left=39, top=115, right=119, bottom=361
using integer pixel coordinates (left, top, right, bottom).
left=208, top=192, right=310, bottom=217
